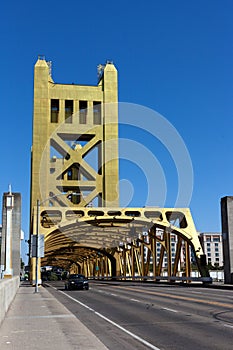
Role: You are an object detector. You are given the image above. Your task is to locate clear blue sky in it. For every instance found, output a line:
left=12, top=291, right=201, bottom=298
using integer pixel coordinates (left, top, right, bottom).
left=1, top=1, right=233, bottom=262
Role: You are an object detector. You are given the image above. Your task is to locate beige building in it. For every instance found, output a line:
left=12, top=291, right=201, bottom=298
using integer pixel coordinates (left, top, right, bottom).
left=200, top=232, right=223, bottom=267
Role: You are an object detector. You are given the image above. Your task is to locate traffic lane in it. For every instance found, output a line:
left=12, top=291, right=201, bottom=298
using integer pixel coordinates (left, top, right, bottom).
left=45, top=282, right=156, bottom=350
left=90, top=283, right=233, bottom=322
left=46, top=282, right=233, bottom=350
left=54, top=281, right=233, bottom=325
left=47, top=283, right=201, bottom=350
left=51, top=282, right=233, bottom=350
left=91, top=281, right=233, bottom=306
left=87, top=284, right=233, bottom=349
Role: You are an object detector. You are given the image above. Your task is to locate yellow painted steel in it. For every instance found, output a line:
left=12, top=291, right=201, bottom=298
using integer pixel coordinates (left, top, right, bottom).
left=30, top=57, right=209, bottom=284
left=31, top=205, right=207, bottom=281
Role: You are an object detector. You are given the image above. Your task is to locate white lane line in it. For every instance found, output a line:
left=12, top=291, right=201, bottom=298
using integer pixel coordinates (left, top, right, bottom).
left=95, top=289, right=111, bottom=296
left=49, top=285, right=58, bottom=290
left=162, top=307, right=178, bottom=313
left=96, top=289, right=141, bottom=303
left=95, top=311, right=161, bottom=350
left=224, top=324, right=233, bottom=329
left=60, top=290, right=161, bottom=350
left=60, top=291, right=95, bottom=312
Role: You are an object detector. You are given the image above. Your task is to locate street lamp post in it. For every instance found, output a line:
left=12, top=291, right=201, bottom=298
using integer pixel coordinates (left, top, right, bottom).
left=35, top=199, right=40, bottom=293
left=34, top=192, right=78, bottom=293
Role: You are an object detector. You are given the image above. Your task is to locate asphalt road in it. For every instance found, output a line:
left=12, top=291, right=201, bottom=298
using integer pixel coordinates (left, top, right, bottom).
left=44, top=281, right=233, bottom=350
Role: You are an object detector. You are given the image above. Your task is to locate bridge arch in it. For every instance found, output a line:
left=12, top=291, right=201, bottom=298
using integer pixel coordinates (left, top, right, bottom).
left=35, top=208, right=209, bottom=281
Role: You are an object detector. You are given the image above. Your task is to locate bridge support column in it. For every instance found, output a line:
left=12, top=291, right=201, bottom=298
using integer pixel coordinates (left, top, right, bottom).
left=221, top=196, right=233, bottom=284
left=1, top=191, right=21, bottom=279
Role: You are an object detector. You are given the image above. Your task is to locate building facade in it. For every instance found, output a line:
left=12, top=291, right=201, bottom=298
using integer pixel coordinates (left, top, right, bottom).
left=144, top=231, right=224, bottom=273
left=200, top=232, right=223, bottom=267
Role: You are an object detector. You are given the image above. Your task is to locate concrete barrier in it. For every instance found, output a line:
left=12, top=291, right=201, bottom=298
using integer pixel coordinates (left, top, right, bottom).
left=0, top=277, right=20, bottom=325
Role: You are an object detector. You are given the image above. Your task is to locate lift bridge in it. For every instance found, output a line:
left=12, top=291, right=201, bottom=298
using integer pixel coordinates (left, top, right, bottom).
left=30, top=57, right=210, bottom=284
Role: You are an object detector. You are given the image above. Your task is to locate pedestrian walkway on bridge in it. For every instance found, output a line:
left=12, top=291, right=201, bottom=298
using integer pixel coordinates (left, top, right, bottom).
left=0, top=282, right=108, bottom=350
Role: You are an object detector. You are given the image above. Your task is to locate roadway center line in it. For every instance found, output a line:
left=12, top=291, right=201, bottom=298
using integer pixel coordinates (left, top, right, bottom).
left=130, top=298, right=141, bottom=303
left=59, top=290, right=161, bottom=350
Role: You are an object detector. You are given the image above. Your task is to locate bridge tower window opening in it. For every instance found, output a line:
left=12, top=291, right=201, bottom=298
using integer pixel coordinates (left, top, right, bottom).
left=65, top=100, right=73, bottom=123
left=93, top=101, right=101, bottom=125
left=51, top=99, right=59, bottom=123
left=79, top=101, right=87, bottom=124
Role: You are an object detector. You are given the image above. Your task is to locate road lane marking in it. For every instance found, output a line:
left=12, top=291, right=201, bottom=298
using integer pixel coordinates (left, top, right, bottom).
left=114, top=286, right=233, bottom=309
left=60, top=291, right=96, bottom=312
left=95, top=311, right=162, bottom=350
left=60, top=290, right=161, bottom=350
left=224, top=324, right=233, bottom=329
left=96, top=288, right=144, bottom=304
left=162, top=307, right=178, bottom=313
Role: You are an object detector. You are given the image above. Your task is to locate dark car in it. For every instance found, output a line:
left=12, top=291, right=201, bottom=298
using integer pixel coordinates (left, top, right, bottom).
left=64, top=274, right=89, bottom=290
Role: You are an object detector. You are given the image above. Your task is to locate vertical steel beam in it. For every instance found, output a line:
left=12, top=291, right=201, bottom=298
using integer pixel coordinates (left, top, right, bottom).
left=166, top=229, right=172, bottom=279
left=185, top=241, right=191, bottom=279
left=173, top=236, right=182, bottom=276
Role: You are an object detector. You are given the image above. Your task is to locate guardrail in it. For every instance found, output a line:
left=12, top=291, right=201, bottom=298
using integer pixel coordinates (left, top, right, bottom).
left=88, top=275, right=213, bottom=284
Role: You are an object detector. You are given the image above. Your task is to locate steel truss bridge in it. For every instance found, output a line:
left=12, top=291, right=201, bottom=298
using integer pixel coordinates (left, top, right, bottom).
left=33, top=206, right=210, bottom=282
left=30, top=58, right=210, bottom=284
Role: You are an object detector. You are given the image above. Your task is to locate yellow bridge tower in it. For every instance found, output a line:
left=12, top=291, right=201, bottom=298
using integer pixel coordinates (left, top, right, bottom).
left=30, top=56, right=210, bottom=284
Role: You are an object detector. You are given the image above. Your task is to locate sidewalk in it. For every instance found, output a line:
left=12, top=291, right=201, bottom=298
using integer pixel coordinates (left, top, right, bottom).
left=0, top=282, right=108, bottom=350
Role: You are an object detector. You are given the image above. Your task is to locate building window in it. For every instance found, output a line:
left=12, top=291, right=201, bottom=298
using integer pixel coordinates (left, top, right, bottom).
left=206, top=236, right=211, bottom=242
left=215, top=253, right=219, bottom=257
left=93, top=101, right=101, bottom=124
left=65, top=100, right=73, bottom=123
left=79, top=101, right=87, bottom=124
left=213, top=237, right=220, bottom=242
left=207, top=243, right=210, bottom=247
left=51, top=99, right=59, bottom=123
